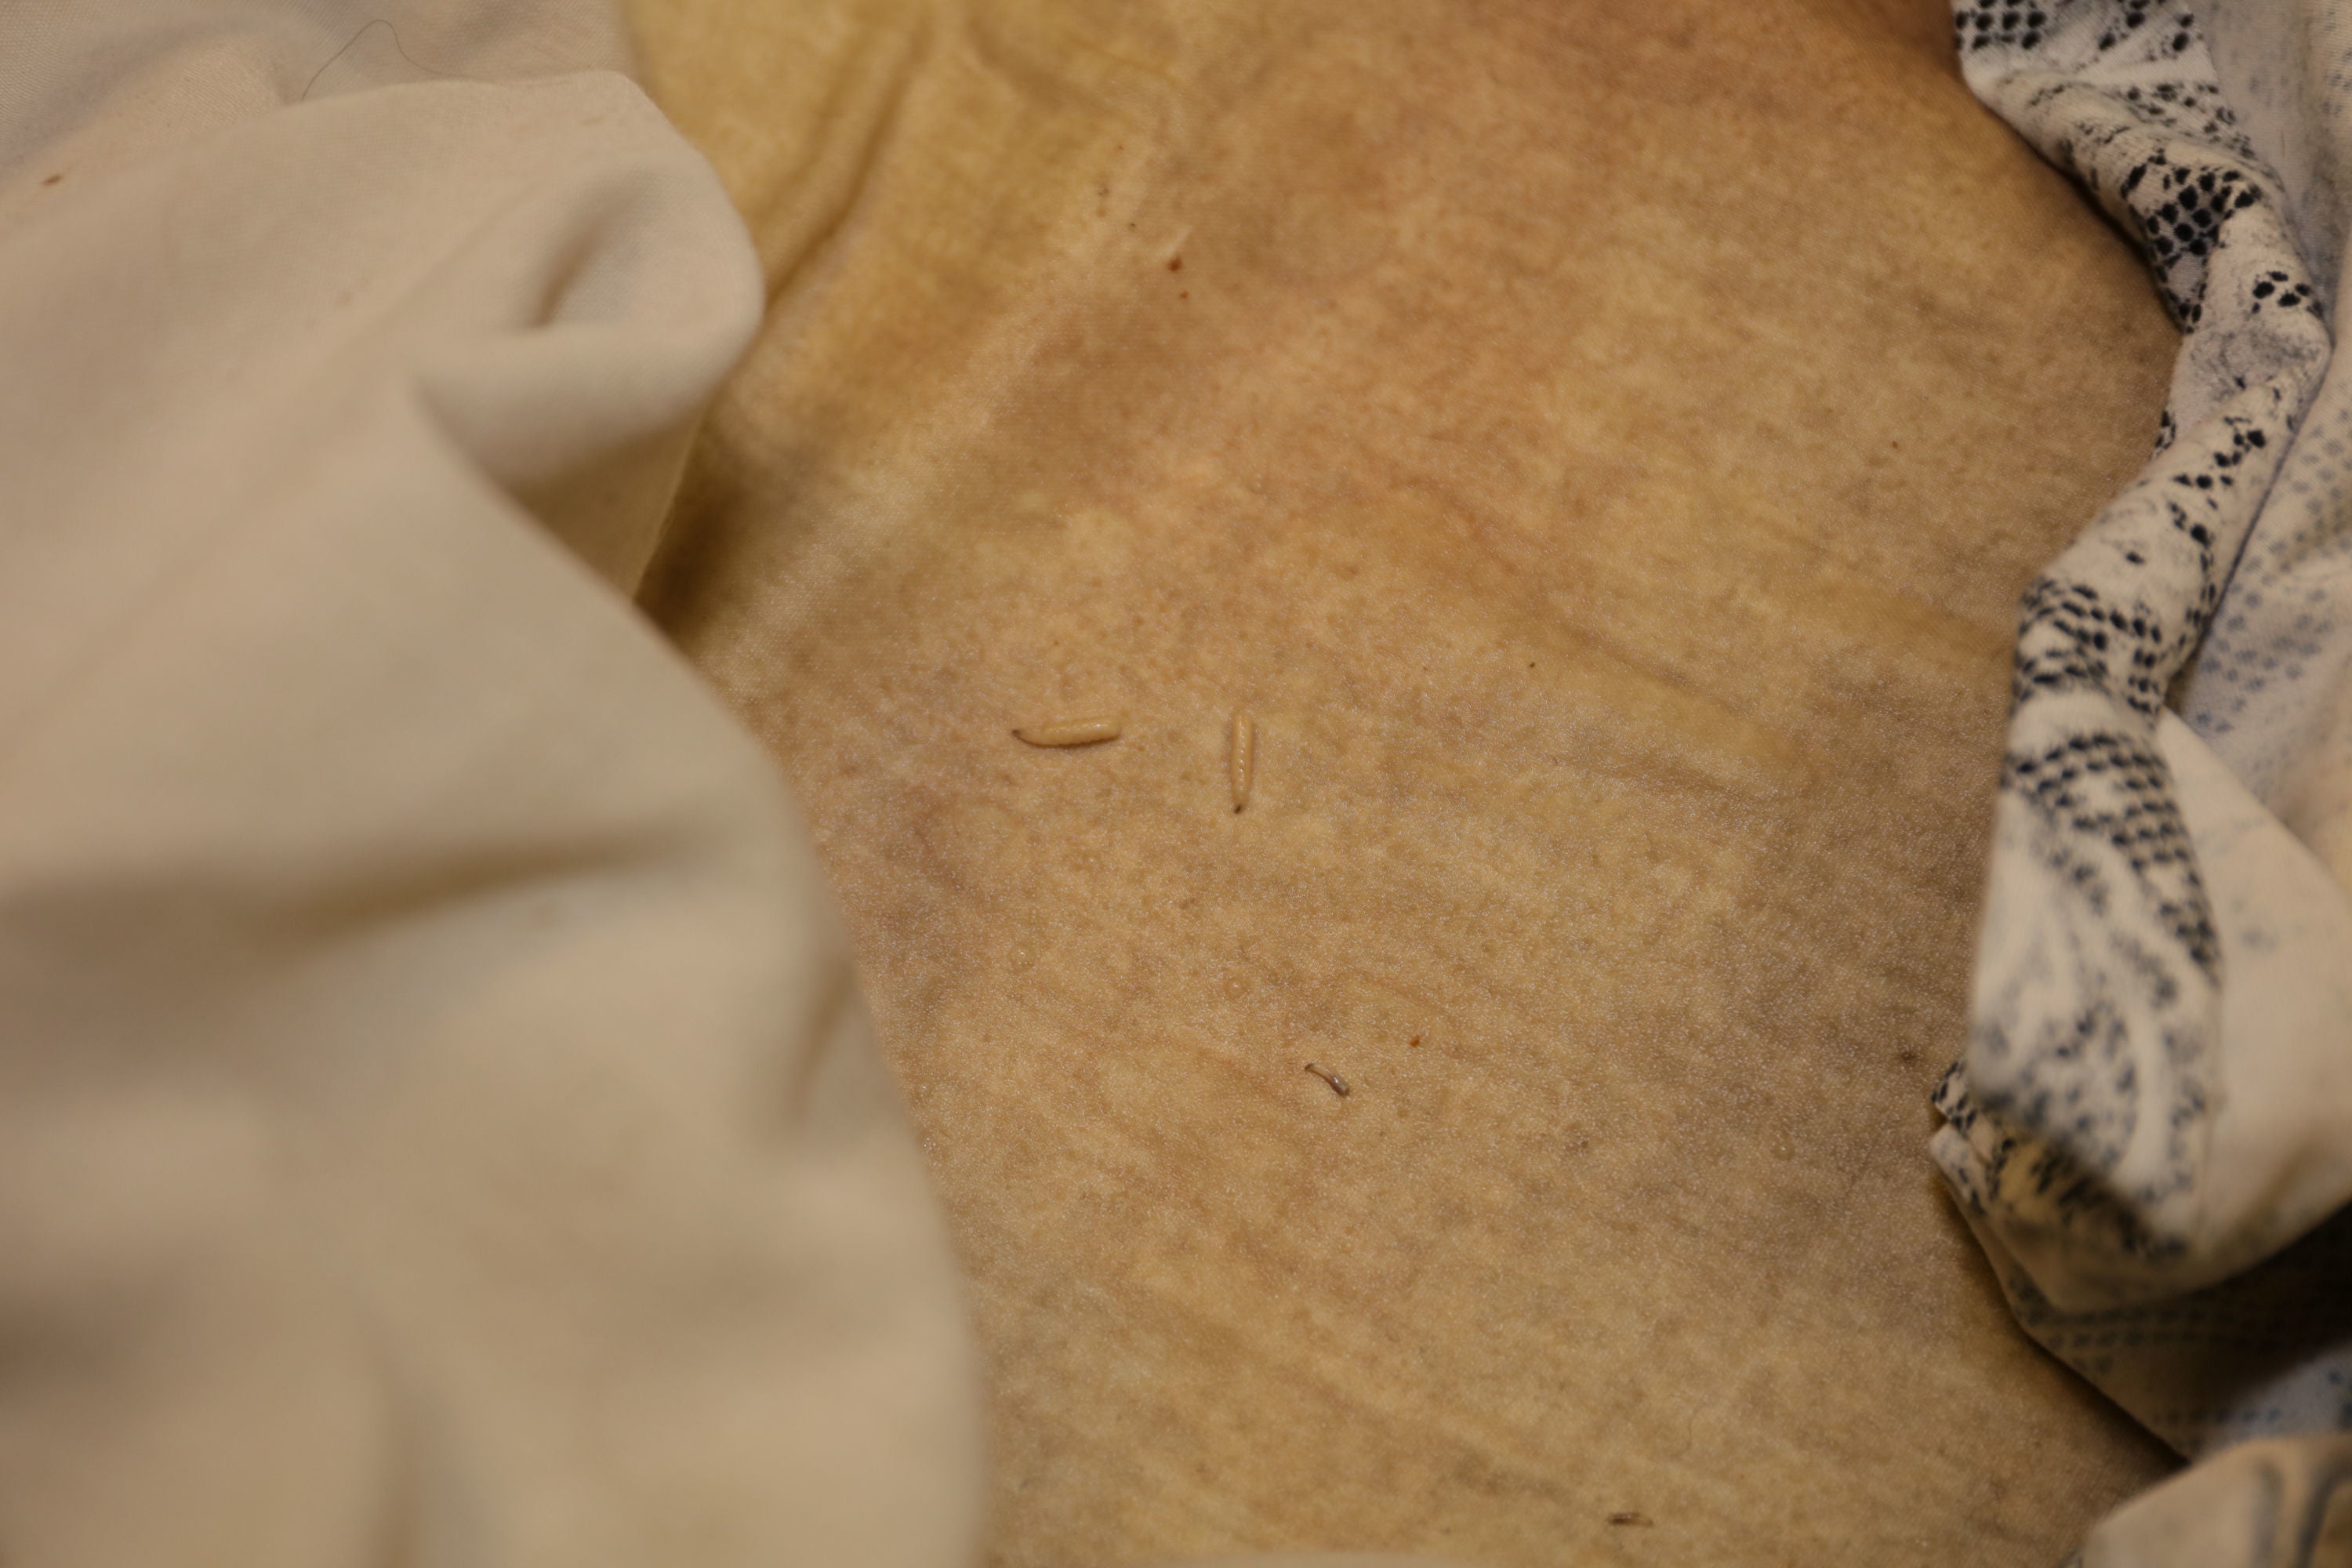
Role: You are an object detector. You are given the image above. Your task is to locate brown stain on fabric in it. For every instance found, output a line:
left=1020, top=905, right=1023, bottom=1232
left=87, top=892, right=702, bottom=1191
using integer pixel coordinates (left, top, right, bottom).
left=630, top=0, right=2183, bottom=1562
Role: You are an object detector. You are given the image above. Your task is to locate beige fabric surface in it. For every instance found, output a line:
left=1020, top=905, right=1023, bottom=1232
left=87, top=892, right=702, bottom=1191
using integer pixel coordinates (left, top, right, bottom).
left=0, top=5, right=982, bottom=1566
left=629, top=0, right=2196, bottom=1563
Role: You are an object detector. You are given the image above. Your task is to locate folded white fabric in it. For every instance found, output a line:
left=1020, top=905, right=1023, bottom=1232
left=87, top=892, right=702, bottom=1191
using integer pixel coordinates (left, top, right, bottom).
left=0, top=5, right=986, bottom=1564
left=2074, top=1434, right=2352, bottom=1567
left=1939, top=0, right=2352, bottom=1557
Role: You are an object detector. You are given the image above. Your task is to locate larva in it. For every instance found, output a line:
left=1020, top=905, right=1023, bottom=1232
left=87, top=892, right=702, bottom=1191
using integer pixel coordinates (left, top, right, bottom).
left=1014, top=716, right=1122, bottom=747
left=1229, top=711, right=1254, bottom=812
left=1303, top=1062, right=1348, bottom=1097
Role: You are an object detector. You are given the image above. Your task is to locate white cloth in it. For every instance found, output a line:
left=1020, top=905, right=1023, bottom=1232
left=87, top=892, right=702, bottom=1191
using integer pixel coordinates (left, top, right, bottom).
left=2074, top=1435, right=2352, bottom=1568
left=0, top=5, right=989, bottom=1564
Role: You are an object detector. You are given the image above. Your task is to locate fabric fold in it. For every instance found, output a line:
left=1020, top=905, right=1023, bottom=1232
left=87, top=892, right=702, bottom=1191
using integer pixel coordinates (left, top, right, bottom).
left=0, top=5, right=985, bottom=1565
left=1936, top=0, right=2336, bottom=1313
left=1944, top=0, right=2352, bottom=1558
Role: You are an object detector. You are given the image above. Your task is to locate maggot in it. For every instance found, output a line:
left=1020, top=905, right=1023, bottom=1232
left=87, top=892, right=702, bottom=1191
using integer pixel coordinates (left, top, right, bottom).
left=1014, top=716, right=1123, bottom=747
left=1229, top=711, right=1255, bottom=811
left=1303, top=1062, right=1348, bottom=1097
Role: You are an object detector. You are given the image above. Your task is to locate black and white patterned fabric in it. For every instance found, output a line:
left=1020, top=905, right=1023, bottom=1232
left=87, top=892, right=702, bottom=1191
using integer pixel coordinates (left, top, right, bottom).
left=1937, top=0, right=2352, bottom=1560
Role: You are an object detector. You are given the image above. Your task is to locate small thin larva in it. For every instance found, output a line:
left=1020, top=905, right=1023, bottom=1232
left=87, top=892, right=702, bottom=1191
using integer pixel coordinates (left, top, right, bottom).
left=1229, top=711, right=1255, bottom=812
left=1303, top=1062, right=1348, bottom=1097
left=1013, top=716, right=1123, bottom=748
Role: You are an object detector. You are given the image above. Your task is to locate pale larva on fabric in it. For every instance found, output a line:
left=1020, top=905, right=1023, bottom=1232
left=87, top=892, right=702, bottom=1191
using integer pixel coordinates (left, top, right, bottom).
left=1013, top=716, right=1122, bottom=747
left=1303, top=1062, right=1348, bottom=1097
left=1229, top=711, right=1254, bottom=812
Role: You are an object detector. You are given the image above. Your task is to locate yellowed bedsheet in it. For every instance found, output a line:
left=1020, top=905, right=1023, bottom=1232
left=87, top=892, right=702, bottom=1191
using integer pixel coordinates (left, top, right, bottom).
left=628, top=1, right=2186, bottom=1560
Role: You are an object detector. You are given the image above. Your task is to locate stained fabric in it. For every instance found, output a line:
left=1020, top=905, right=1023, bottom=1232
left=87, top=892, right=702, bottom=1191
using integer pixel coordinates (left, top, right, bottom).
left=626, top=0, right=2188, bottom=1560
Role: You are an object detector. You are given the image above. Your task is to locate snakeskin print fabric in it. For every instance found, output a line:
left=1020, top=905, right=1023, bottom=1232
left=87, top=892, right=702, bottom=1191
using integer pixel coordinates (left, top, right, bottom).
left=1941, top=1, right=2352, bottom=1560
left=1936, top=0, right=2329, bottom=1305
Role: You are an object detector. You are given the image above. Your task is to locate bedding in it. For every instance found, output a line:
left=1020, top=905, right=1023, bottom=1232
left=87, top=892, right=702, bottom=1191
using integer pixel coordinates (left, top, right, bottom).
left=7, top=0, right=2343, bottom=1563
